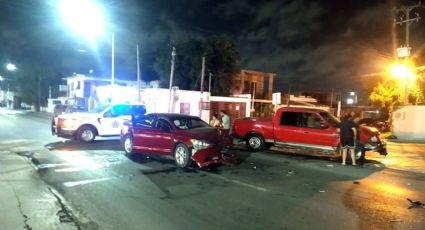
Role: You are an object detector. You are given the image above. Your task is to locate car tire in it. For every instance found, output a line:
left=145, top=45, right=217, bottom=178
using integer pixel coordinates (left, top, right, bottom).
left=174, top=143, right=192, bottom=168
left=123, top=135, right=134, bottom=154
left=246, top=133, right=265, bottom=151
left=77, top=126, right=96, bottom=142
left=354, top=145, right=366, bottom=163
left=51, top=118, right=55, bottom=135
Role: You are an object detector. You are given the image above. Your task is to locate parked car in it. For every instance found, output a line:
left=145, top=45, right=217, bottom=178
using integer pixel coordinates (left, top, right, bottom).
left=120, top=113, right=234, bottom=168
left=52, top=103, right=146, bottom=142
left=231, top=107, right=388, bottom=162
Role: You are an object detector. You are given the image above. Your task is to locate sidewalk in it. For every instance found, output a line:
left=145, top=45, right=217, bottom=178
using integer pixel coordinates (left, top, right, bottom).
left=0, top=149, right=79, bottom=229
left=0, top=107, right=52, bottom=119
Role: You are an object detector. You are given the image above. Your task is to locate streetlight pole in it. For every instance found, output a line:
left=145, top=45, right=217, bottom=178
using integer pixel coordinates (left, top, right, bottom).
left=111, top=32, right=115, bottom=86
left=168, top=47, right=176, bottom=113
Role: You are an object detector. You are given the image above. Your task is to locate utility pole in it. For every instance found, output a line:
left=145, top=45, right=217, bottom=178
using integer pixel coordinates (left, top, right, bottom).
left=136, top=45, right=141, bottom=103
left=394, top=2, right=425, bottom=104
left=394, top=2, right=425, bottom=47
left=199, top=57, right=206, bottom=118
left=208, top=72, right=212, bottom=97
left=168, top=47, right=176, bottom=113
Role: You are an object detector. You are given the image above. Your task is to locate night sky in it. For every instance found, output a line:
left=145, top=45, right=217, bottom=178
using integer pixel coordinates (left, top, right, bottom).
left=1, top=0, right=424, bottom=93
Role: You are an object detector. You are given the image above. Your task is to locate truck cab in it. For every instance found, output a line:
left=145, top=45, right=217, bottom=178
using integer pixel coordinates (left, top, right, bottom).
left=231, top=107, right=387, bottom=162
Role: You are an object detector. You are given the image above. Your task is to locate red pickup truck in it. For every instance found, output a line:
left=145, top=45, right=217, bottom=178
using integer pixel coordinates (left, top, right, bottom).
left=231, top=107, right=387, bottom=162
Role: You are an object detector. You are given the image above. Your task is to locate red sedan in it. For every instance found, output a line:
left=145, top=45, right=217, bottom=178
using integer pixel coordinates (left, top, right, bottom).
left=120, top=113, right=234, bottom=168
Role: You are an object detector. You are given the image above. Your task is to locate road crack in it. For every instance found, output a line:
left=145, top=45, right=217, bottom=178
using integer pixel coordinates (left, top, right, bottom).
left=12, top=189, right=32, bottom=230
left=47, top=187, right=82, bottom=230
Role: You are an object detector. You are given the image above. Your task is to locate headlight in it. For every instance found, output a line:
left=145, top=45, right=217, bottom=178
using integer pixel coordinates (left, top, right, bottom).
left=370, top=136, right=378, bottom=142
left=63, top=119, right=77, bottom=128
left=190, top=139, right=211, bottom=150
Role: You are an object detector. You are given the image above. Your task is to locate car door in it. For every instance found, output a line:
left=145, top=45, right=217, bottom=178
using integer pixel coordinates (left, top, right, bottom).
left=274, top=111, right=305, bottom=144
left=149, top=118, right=175, bottom=154
left=136, top=118, right=175, bottom=155
left=298, top=112, right=339, bottom=147
left=132, top=114, right=156, bottom=153
left=99, top=105, right=132, bottom=136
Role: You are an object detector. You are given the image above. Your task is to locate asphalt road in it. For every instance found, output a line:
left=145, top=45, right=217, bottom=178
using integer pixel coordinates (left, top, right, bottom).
left=1, top=109, right=424, bottom=230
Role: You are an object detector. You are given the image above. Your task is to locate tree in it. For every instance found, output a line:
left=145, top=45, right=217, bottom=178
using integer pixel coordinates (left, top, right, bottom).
left=153, top=36, right=240, bottom=96
left=370, top=75, right=425, bottom=117
left=16, top=66, right=59, bottom=110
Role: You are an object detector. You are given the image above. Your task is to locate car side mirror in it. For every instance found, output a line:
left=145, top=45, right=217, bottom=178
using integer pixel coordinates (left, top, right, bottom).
left=321, top=124, right=329, bottom=129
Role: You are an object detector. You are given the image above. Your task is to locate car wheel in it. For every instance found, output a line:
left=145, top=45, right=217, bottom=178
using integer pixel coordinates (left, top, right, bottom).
left=77, top=126, right=96, bottom=142
left=246, top=133, right=265, bottom=151
left=123, top=135, right=134, bottom=154
left=174, top=143, right=192, bottom=168
left=354, top=144, right=365, bottom=163
left=51, top=118, right=55, bottom=135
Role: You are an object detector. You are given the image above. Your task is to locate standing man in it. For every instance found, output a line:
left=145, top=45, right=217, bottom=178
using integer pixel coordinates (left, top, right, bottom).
left=338, top=114, right=358, bottom=166
left=220, top=110, right=230, bottom=132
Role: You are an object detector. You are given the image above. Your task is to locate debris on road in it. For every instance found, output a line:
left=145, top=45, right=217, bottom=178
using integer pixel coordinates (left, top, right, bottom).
left=319, top=190, right=325, bottom=193
left=353, top=181, right=360, bottom=185
left=407, top=198, right=425, bottom=209
left=286, top=170, right=295, bottom=176
left=390, top=219, right=402, bottom=222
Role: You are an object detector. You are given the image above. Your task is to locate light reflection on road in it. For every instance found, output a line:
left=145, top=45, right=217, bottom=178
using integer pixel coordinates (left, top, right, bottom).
left=367, top=141, right=425, bottom=174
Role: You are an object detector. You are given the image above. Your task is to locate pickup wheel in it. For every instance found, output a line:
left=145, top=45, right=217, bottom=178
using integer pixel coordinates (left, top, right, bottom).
left=354, top=145, right=366, bottom=163
left=246, top=134, right=265, bottom=151
left=77, top=125, right=96, bottom=142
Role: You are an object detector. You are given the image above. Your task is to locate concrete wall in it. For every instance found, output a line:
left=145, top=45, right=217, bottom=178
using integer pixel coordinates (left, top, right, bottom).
left=141, top=88, right=210, bottom=122
left=392, top=105, right=425, bottom=140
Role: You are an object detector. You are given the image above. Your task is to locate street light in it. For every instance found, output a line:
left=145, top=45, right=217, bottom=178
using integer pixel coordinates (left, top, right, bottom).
left=390, top=63, right=416, bottom=104
left=58, top=0, right=116, bottom=85
left=58, top=0, right=105, bottom=43
left=6, top=63, right=17, bottom=71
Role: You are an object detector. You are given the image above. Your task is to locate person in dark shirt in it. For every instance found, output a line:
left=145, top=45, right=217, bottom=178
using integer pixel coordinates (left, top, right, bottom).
left=338, top=114, right=358, bottom=165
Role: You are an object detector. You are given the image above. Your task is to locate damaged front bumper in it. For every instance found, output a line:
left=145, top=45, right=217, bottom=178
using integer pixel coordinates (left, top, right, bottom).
left=191, top=147, right=237, bottom=168
left=364, top=140, right=388, bottom=156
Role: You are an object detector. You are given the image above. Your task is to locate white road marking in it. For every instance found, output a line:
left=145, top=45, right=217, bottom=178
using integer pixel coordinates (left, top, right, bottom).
left=63, top=177, right=112, bottom=187
left=207, top=173, right=269, bottom=192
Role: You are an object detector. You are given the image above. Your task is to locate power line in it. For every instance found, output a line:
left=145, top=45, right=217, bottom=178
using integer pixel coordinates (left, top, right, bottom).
left=394, top=2, right=425, bottom=47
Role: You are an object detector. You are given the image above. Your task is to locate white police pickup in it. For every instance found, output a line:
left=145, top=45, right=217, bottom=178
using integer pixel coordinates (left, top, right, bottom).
left=52, top=103, right=146, bottom=142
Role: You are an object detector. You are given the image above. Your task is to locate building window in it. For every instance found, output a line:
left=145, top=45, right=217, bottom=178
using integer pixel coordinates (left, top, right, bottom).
left=180, top=103, right=190, bottom=115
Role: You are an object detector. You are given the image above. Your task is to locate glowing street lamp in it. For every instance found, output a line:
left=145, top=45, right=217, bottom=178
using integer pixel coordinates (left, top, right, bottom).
left=6, top=63, right=17, bottom=71
left=58, top=0, right=116, bottom=85
left=58, top=0, right=105, bottom=43
left=390, top=63, right=416, bottom=104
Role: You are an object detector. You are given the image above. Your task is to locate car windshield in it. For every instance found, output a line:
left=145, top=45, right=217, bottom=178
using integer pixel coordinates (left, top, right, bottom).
left=170, top=116, right=210, bottom=130
left=319, top=112, right=340, bottom=127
